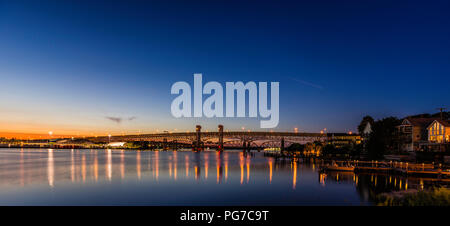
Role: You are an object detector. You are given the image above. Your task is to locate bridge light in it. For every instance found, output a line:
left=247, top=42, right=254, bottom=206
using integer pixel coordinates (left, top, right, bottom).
left=241, top=127, right=245, bottom=131
left=320, top=130, right=324, bottom=134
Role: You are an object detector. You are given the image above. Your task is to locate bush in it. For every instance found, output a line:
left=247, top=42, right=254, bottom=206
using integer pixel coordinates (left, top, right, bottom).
left=376, top=188, right=450, bottom=206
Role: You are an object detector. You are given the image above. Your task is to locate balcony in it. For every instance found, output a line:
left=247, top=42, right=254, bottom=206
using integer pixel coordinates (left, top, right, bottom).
left=398, top=126, right=413, bottom=134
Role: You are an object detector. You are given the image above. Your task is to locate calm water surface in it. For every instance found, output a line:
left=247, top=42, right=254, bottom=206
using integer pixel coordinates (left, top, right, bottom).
left=0, top=148, right=437, bottom=205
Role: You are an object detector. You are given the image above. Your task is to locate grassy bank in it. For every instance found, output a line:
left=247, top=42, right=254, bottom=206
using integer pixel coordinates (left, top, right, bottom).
left=376, top=187, right=450, bottom=206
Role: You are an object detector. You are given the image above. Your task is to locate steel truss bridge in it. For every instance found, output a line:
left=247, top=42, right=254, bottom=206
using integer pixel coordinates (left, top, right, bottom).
left=90, top=125, right=331, bottom=149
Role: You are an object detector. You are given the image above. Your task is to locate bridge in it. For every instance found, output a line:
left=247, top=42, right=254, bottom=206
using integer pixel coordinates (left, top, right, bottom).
left=88, top=125, right=359, bottom=151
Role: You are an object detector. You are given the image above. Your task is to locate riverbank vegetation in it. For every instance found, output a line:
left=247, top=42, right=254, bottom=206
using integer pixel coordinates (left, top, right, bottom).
left=376, top=187, right=450, bottom=206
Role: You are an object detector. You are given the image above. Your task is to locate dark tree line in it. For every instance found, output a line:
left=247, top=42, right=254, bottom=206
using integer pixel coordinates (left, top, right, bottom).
left=359, top=116, right=401, bottom=159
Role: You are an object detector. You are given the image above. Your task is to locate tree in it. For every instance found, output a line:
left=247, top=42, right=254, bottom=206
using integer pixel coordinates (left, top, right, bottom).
left=322, top=144, right=337, bottom=155
left=286, top=143, right=304, bottom=151
left=366, top=117, right=401, bottom=159
left=358, top=115, right=375, bottom=135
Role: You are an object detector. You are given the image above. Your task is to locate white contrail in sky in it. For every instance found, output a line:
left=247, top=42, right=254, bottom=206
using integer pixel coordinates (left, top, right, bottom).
left=288, top=77, right=324, bottom=90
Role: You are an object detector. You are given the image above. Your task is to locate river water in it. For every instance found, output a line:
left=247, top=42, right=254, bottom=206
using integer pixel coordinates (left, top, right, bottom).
left=0, top=148, right=440, bottom=205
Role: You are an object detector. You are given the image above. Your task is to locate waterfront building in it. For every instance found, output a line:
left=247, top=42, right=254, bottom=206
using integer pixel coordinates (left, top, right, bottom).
left=326, top=133, right=361, bottom=148
left=397, top=118, right=437, bottom=152
left=427, top=119, right=450, bottom=143
left=303, top=142, right=323, bottom=156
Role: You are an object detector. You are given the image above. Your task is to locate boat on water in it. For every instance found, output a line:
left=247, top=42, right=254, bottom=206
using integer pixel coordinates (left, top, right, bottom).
left=321, top=161, right=355, bottom=172
left=322, top=165, right=355, bottom=172
left=263, top=147, right=281, bottom=153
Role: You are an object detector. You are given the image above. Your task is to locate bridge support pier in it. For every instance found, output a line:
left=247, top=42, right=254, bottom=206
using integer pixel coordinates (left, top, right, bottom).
left=242, top=140, right=252, bottom=152
left=218, top=125, right=224, bottom=151
left=281, top=137, right=285, bottom=152
left=173, top=140, right=178, bottom=150
left=194, top=125, right=203, bottom=151
left=163, top=138, right=168, bottom=150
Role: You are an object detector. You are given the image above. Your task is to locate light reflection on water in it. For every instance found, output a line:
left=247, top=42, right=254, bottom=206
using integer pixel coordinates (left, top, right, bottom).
left=0, top=148, right=447, bottom=206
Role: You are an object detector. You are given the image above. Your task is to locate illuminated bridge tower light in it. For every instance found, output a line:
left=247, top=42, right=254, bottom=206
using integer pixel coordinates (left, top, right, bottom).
left=218, top=125, right=224, bottom=152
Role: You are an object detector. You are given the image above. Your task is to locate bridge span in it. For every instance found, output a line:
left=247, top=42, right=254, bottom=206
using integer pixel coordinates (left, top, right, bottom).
left=88, top=125, right=359, bottom=150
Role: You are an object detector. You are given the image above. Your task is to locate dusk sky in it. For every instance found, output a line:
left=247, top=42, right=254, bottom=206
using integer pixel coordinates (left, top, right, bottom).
left=0, top=0, right=449, bottom=137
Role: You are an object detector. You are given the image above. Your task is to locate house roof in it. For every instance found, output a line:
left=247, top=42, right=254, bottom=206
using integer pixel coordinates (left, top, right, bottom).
left=363, top=122, right=372, bottom=134
left=403, top=118, right=437, bottom=127
left=428, top=119, right=450, bottom=128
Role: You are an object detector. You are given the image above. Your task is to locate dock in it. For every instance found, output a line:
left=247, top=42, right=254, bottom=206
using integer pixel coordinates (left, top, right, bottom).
left=331, top=160, right=450, bottom=178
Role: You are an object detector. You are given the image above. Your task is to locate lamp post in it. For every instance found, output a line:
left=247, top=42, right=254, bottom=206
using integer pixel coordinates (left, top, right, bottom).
left=48, top=131, right=53, bottom=146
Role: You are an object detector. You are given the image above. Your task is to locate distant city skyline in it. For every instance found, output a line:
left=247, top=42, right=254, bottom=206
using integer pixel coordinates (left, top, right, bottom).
left=1, top=0, right=449, bottom=138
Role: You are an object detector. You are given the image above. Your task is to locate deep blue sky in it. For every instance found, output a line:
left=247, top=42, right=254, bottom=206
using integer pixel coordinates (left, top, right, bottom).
left=0, top=0, right=449, bottom=135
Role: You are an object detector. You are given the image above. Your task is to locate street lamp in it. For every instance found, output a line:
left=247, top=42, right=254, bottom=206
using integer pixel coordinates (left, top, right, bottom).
left=108, top=134, right=112, bottom=143
left=48, top=131, right=53, bottom=145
